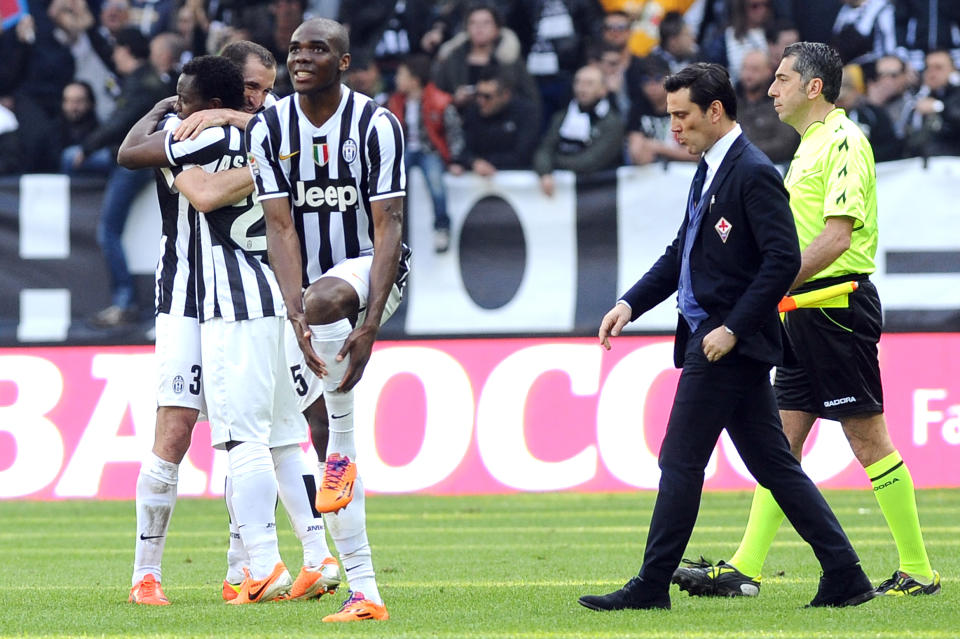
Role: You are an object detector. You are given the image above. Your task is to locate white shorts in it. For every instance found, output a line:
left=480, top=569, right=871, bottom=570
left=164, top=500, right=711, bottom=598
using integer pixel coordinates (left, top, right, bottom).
left=202, top=315, right=308, bottom=449
left=155, top=312, right=205, bottom=413
left=285, top=255, right=404, bottom=410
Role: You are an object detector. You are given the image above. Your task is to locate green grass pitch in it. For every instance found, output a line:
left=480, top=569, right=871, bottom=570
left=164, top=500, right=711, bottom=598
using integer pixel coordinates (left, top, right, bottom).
left=0, top=490, right=956, bottom=638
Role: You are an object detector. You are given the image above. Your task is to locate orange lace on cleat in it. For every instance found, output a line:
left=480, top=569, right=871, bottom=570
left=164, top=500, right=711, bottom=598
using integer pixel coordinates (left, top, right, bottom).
left=322, top=591, right=389, bottom=622
left=222, top=579, right=241, bottom=602
left=286, top=556, right=341, bottom=600
left=129, top=574, right=170, bottom=605
left=227, top=562, right=292, bottom=604
left=314, top=454, right=357, bottom=513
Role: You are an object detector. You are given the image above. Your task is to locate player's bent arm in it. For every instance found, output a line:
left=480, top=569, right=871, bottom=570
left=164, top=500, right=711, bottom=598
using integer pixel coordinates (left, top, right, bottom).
left=262, top=196, right=305, bottom=316
left=791, top=215, right=855, bottom=289
left=363, top=195, right=404, bottom=333
left=174, top=166, right=254, bottom=212
left=174, top=108, right=254, bottom=141
left=117, top=97, right=178, bottom=169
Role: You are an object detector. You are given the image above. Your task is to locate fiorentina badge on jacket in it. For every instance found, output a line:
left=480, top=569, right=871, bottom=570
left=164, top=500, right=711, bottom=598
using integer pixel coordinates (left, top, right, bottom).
left=715, top=217, right=732, bottom=243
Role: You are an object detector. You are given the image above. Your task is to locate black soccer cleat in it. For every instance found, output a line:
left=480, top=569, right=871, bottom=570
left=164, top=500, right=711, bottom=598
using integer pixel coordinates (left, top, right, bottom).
left=579, top=577, right=671, bottom=611
left=671, top=557, right=761, bottom=597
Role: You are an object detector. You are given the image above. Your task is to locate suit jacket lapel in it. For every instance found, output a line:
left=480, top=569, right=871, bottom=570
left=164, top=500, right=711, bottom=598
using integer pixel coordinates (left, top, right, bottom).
left=702, top=134, right=748, bottom=205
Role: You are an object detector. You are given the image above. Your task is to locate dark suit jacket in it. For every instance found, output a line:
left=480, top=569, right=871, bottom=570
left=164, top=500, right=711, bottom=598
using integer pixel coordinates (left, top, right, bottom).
left=621, top=133, right=800, bottom=367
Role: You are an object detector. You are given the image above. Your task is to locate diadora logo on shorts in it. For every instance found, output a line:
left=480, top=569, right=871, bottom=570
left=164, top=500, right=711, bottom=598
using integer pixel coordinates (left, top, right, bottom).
left=172, top=375, right=184, bottom=394
left=823, top=396, right=856, bottom=407
left=292, top=180, right=359, bottom=212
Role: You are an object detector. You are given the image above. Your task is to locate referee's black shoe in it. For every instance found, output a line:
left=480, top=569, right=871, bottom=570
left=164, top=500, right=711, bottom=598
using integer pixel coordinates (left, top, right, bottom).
left=807, top=564, right=876, bottom=608
left=579, top=577, right=670, bottom=611
left=672, top=557, right=761, bottom=597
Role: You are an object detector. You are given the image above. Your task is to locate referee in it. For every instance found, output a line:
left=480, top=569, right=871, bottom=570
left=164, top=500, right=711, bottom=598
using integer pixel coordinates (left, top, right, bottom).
left=674, top=42, right=940, bottom=599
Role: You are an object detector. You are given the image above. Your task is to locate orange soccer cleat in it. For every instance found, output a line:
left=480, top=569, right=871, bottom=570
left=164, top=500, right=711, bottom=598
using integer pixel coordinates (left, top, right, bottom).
left=227, top=562, right=292, bottom=604
left=221, top=579, right=241, bottom=602
left=322, top=591, right=389, bottom=622
left=314, top=454, right=357, bottom=513
left=286, top=556, right=341, bottom=600
left=129, top=574, right=170, bottom=606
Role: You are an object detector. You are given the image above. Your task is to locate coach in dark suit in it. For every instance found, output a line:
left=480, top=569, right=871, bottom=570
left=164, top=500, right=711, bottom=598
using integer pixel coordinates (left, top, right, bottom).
left=578, top=63, right=875, bottom=611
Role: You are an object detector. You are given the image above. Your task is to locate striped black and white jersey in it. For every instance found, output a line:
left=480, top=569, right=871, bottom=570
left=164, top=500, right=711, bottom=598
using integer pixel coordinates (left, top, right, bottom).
left=154, top=114, right=198, bottom=318
left=163, top=119, right=284, bottom=323
left=246, top=86, right=406, bottom=286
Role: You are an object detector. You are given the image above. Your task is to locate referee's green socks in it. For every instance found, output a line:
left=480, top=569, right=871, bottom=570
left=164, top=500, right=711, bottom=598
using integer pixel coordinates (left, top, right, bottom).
left=728, top=486, right=784, bottom=580
left=867, top=450, right=934, bottom=583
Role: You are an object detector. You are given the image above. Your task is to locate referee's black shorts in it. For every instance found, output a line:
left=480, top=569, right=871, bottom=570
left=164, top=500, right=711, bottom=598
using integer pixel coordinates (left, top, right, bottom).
left=774, top=274, right=884, bottom=419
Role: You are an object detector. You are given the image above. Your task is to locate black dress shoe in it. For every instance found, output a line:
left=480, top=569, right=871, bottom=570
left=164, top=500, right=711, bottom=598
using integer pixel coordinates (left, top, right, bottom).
left=579, top=577, right=671, bottom=611
left=807, top=564, right=876, bottom=608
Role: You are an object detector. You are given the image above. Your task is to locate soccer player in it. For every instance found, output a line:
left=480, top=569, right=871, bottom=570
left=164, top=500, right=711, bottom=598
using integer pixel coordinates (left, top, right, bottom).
left=673, top=42, right=940, bottom=599
left=120, top=51, right=338, bottom=605
left=246, top=17, right=410, bottom=622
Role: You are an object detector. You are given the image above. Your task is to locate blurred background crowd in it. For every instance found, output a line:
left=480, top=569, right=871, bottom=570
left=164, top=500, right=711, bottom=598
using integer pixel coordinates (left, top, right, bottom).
left=1, top=0, right=959, bottom=325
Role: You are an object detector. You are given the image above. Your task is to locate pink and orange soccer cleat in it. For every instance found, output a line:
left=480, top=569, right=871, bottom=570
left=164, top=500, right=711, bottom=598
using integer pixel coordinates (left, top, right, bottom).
left=322, top=591, right=389, bottom=622
left=222, top=579, right=241, bottom=602
left=227, top=562, right=292, bottom=604
left=286, top=556, right=341, bottom=600
left=129, top=574, right=170, bottom=606
left=314, top=454, right=357, bottom=513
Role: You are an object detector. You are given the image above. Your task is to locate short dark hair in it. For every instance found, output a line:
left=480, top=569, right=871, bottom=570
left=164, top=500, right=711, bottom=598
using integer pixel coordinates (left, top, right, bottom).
left=466, top=2, right=502, bottom=28
left=663, top=62, right=737, bottom=119
left=659, top=11, right=686, bottom=47
left=219, top=40, right=277, bottom=70
left=401, top=53, right=432, bottom=87
left=181, top=55, right=245, bottom=110
left=114, top=27, right=150, bottom=60
left=782, top=41, right=843, bottom=103
left=476, top=66, right=513, bottom=92
left=65, top=80, right=96, bottom=107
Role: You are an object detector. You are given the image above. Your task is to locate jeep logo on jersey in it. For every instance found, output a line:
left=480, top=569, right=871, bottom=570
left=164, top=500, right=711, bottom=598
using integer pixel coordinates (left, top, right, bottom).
left=292, top=180, right=359, bottom=212
left=313, top=143, right=330, bottom=166
left=342, top=138, right=358, bottom=163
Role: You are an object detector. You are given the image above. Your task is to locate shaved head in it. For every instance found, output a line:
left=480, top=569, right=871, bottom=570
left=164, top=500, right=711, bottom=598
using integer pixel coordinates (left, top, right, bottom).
left=294, top=18, right=349, bottom=56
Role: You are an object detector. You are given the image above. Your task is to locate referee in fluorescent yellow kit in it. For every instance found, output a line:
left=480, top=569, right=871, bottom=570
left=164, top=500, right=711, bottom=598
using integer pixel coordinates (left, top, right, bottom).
left=673, top=42, right=940, bottom=598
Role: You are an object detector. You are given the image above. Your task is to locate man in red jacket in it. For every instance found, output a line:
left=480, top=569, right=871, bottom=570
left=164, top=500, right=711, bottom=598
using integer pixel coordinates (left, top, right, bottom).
left=388, top=54, right=463, bottom=253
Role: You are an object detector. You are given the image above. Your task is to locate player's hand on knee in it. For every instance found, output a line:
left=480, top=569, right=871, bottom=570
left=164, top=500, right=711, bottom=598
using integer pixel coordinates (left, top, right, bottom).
left=336, top=325, right=376, bottom=391
left=291, top=315, right=327, bottom=377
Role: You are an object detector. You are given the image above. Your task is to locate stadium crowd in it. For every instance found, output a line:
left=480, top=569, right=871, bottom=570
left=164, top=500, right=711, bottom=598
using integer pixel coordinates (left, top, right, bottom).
left=1, top=0, right=959, bottom=318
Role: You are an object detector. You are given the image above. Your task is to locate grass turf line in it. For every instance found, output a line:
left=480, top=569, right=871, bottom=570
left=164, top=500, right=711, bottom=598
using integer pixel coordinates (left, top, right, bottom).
left=0, top=490, right=955, bottom=639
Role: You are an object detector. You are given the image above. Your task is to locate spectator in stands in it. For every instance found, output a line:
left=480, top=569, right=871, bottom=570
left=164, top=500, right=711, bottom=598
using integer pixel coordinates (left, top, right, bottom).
left=837, top=64, right=902, bottom=161
left=433, top=4, right=540, bottom=112
left=58, top=81, right=100, bottom=158
left=702, top=0, right=773, bottom=85
left=736, top=48, right=798, bottom=164
left=510, top=0, right=604, bottom=131
left=904, top=49, right=960, bottom=158
left=600, top=10, right=632, bottom=57
left=345, top=52, right=389, bottom=105
left=765, top=18, right=800, bottom=68
left=449, top=70, right=540, bottom=175
left=127, top=0, right=175, bottom=37
left=895, top=0, right=960, bottom=73
left=0, top=7, right=76, bottom=173
left=831, top=0, right=897, bottom=65
left=866, top=54, right=912, bottom=137
left=149, top=32, right=186, bottom=92
left=339, top=0, right=439, bottom=86
left=595, top=43, right=632, bottom=117
left=643, top=11, right=698, bottom=74
left=533, top=64, right=624, bottom=196
left=625, top=56, right=692, bottom=166
left=63, top=27, right=168, bottom=327
left=772, top=0, right=840, bottom=45
left=174, top=0, right=210, bottom=59
left=388, top=54, right=464, bottom=253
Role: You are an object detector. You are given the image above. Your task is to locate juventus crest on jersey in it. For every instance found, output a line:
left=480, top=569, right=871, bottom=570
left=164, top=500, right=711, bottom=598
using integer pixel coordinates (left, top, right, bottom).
left=246, top=86, right=406, bottom=286
left=161, top=115, right=284, bottom=323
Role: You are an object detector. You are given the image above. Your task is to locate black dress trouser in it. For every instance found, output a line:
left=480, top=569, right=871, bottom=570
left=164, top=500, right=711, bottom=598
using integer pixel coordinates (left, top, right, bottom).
left=637, top=323, right=861, bottom=591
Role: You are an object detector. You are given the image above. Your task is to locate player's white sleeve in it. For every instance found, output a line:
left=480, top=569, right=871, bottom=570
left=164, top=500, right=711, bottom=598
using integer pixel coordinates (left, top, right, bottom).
left=164, top=125, right=228, bottom=167
left=245, top=114, right=289, bottom=200
left=365, top=109, right=406, bottom=202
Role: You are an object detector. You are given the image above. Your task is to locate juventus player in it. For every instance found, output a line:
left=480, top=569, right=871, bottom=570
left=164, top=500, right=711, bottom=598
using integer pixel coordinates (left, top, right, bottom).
left=119, top=52, right=337, bottom=605
left=246, top=17, right=408, bottom=622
